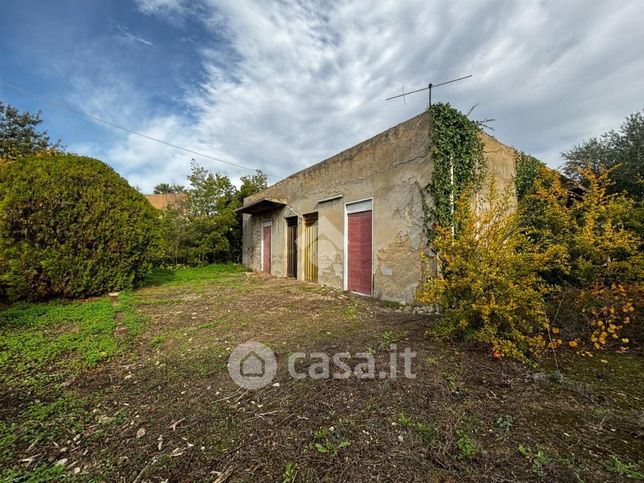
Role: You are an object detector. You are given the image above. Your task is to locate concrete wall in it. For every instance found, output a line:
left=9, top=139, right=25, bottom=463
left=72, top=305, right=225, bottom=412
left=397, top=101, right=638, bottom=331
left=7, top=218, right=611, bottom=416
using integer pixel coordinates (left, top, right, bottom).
left=241, top=112, right=517, bottom=304
left=479, top=131, right=518, bottom=206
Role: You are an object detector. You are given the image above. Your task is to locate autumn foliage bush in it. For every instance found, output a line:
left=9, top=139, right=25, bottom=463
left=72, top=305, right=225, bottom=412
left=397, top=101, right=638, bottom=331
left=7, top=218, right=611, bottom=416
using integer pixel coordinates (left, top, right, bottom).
left=418, top=183, right=556, bottom=361
left=522, top=168, right=642, bottom=286
left=523, top=168, right=642, bottom=356
left=418, top=169, right=642, bottom=361
left=0, top=154, right=159, bottom=302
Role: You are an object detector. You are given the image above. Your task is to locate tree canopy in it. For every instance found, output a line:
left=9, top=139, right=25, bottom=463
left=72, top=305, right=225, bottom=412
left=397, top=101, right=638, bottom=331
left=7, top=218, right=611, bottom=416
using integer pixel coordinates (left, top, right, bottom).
left=0, top=101, right=61, bottom=161
left=0, top=154, right=159, bottom=302
left=153, top=183, right=186, bottom=194
left=155, top=163, right=268, bottom=266
left=562, top=109, right=643, bottom=201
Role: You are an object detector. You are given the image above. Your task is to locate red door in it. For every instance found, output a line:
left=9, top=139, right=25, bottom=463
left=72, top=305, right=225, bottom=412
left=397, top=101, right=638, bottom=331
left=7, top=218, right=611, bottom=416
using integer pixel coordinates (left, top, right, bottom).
left=347, top=210, right=372, bottom=295
left=262, top=225, right=271, bottom=273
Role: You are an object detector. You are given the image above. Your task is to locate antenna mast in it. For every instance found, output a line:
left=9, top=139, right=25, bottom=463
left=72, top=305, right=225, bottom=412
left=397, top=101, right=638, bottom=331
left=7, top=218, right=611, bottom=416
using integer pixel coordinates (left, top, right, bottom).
left=385, top=75, right=472, bottom=107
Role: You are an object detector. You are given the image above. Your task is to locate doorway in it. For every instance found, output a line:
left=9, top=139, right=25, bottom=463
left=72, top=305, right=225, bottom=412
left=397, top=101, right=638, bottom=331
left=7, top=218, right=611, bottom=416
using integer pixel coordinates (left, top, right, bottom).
left=262, top=221, right=271, bottom=273
left=286, top=217, right=298, bottom=278
left=303, top=213, right=318, bottom=282
left=346, top=200, right=372, bottom=295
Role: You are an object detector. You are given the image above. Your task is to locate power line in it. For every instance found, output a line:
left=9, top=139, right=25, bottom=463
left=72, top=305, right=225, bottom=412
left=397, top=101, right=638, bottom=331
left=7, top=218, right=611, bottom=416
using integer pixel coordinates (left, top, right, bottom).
left=0, top=79, right=282, bottom=180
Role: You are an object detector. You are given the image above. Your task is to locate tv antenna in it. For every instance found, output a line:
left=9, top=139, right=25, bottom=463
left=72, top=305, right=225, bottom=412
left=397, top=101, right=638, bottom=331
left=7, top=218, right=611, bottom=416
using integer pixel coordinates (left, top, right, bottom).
left=385, top=74, right=472, bottom=107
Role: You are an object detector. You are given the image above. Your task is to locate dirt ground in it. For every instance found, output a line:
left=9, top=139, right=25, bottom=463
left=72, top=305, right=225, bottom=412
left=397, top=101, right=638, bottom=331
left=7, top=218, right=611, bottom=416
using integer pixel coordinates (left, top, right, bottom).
left=1, top=269, right=643, bottom=481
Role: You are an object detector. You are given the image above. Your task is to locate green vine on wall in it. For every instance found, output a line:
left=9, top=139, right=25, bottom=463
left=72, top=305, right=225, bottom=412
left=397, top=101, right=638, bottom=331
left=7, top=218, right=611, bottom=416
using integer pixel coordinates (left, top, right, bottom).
left=421, top=103, right=485, bottom=242
left=514, top=149, right=545, bottom=200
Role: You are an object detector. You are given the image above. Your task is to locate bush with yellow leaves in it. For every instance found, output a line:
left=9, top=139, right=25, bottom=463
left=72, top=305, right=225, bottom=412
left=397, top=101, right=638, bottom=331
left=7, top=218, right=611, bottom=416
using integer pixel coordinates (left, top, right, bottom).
left=523, top=168, right=642, bottom=354
left=417, top=181, right=557, bottom=361
left=418, top=168, right=642, bottom=361
left=524, top=168, right=642, bottom=286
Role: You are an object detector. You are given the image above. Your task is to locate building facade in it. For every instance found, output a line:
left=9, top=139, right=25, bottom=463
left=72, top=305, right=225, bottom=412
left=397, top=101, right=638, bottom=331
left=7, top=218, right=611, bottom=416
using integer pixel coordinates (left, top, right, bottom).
left=238, top=112, right=516, bottom=304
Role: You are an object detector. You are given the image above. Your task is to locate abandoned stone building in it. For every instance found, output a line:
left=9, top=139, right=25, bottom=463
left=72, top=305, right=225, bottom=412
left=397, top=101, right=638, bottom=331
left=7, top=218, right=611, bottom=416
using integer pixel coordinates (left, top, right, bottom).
left=238, top=111, right=516, bottom=304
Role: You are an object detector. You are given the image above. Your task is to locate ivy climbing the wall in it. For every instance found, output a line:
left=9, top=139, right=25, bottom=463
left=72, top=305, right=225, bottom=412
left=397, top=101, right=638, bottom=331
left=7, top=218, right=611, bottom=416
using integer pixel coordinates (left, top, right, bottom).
left=421, top=103, right=485, bottom=241
left=514, top=149, right=545, bottom=200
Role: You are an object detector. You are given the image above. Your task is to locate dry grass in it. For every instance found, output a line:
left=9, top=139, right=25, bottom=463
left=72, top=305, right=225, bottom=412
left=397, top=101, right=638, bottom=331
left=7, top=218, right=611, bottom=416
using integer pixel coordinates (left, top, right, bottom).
left=1, top=267, right=642, bottom=481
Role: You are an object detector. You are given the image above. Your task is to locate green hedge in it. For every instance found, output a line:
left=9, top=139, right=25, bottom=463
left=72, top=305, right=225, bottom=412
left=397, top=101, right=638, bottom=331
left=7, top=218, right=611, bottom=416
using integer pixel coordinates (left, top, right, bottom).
left=0, top=154, right=159, bottom=301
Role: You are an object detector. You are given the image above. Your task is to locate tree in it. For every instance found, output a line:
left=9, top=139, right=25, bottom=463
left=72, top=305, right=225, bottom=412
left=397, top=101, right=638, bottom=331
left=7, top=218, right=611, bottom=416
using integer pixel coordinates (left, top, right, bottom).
left=0, top=101, right=61, bottom=161
left=238, top=170, right=268, bottom=201
left=562, top=109, right=643, bottom=201
left=187, top=161, right=237, bottom=217
left=153, top=183, right=186, bottom=194
left=0, top=154, right=159, bottom=302
left=154, top=163, right=268, bottom=266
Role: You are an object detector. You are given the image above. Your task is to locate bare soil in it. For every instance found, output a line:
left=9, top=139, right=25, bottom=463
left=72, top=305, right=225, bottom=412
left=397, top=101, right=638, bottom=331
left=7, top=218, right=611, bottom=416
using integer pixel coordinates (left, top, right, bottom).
left=3, top=272, right=643, bottom=481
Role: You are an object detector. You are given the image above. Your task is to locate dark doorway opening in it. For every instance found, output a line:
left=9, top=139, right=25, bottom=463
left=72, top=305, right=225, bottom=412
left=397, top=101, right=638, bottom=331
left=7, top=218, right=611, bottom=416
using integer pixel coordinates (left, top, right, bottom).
left=286, top=217, right=298, bottom=278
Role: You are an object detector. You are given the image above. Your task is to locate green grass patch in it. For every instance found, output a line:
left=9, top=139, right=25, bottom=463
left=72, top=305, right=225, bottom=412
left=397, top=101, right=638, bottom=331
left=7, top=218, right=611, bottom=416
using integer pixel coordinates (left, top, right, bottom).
left=398, top=413, right=435, bottom=444
left=2, top=463, right=65, bottom=483
left=518, top=444, right=549, bottom=476
left=143, top=263, right=247, bottom=287
left=605, top=455, right=644, bottom=479
left=0, top=292, right=144, bottom=391
left=150, top=335, right=167, bottom=348
left=0, top=393, right=95, bottom=481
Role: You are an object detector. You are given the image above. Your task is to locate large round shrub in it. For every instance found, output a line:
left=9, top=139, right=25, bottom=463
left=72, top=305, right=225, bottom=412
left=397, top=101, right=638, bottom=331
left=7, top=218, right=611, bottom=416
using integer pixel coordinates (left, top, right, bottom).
left=0, top=154, right=159, bottom=301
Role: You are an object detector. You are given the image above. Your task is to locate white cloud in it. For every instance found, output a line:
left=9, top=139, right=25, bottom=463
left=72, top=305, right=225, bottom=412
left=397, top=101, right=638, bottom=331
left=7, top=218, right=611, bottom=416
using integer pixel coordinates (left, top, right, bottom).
left=136, top=0, right=186, bottom=16
left=102, top=0, right=644, bottom=191
left=106, top=116, right=191, bottom=187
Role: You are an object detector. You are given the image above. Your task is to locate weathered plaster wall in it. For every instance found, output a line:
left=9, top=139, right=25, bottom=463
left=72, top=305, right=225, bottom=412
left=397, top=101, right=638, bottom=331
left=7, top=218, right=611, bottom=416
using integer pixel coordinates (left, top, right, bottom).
left=316, top=199, right=344, bottom=287
left=241, top=214, right=261, bottom=270
left=480, top=132, right=517, bottom=195
left=241, top=112, right=518, bottom=304
left=471, top=132, right=519, bottom=216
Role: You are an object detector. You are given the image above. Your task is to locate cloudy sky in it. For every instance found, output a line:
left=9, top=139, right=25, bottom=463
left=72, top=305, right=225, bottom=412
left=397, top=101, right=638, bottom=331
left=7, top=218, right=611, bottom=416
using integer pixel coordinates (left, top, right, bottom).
left=1, top=0, right=642, bottom=192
